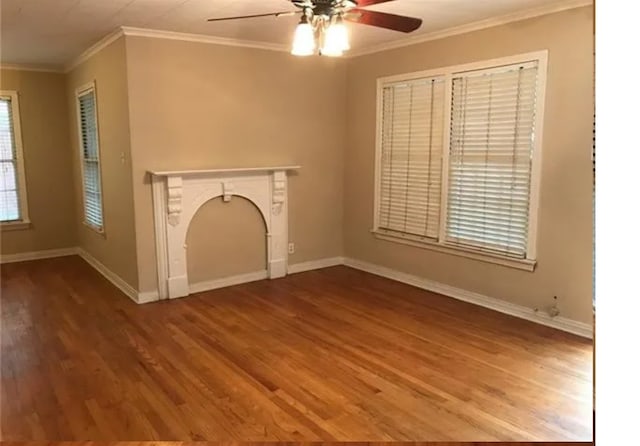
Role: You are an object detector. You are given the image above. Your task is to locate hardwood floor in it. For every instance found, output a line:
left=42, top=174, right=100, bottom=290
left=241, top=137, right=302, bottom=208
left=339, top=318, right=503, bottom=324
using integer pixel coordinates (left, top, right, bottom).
left=1, top=443, right=593, bottom=446
left=1, top=443, right=592, bottom=446
left=1, top=256, right=593, bottom=441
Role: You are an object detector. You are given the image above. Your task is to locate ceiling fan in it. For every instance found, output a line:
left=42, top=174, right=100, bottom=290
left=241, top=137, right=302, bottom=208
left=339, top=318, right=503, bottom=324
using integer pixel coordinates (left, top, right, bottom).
left=207, top=0, right=423, bottom=57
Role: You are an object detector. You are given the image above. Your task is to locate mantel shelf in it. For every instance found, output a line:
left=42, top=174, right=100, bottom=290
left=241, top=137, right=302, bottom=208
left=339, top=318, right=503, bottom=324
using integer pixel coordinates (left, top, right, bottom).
left=149, top=166, right=301, bottom=177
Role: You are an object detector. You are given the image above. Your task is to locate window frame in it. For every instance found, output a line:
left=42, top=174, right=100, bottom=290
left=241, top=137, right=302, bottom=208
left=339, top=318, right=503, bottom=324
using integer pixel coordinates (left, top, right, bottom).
left=372, top=51, right=548, bottom=271
left=75, top=81, right=105, bottom=234
left=0, top=90, right=30, bottom=230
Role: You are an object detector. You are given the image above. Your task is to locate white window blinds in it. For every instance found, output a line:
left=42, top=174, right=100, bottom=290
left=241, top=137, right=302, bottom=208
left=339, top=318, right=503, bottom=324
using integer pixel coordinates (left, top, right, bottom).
left=374, top=53, right=546, bottom=267
left=378, top=77, right=445, bottom=239
left=0, top=97, right=21, bottom=222
left=78, top=87, right=103, bottom=229
left=446, top=62, right=538, bottom=258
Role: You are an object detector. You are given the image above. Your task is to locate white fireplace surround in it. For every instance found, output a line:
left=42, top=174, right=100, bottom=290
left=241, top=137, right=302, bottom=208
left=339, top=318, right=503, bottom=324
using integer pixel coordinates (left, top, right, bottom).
left=150, top=166, right=300, bottom=300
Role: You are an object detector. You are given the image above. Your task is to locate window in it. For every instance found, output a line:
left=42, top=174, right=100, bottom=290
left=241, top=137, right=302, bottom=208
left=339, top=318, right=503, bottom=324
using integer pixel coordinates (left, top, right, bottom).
left=378, top=77, right=445, bottom=240
left=0, top=91, right=29, bottom=226
left=76, top=82, right=104, bottom=232
left=374, top=52, right=547, bottom=270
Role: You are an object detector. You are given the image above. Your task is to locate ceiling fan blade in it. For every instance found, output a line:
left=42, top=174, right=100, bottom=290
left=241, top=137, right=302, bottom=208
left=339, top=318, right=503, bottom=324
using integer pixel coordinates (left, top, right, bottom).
left=207, top=11, right=298, bottom=22
left=345, top=9, right=422, bottom=33
left=355, top=0, right=395, bottom=6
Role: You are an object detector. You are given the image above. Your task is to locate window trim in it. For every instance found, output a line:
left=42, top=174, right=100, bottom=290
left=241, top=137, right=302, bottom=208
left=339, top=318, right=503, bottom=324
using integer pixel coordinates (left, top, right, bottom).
left=0, top=90, right=30, bottom=229
left=372, top=50, right=548, bottom=270
left=75, top=81, right=105, bottom=235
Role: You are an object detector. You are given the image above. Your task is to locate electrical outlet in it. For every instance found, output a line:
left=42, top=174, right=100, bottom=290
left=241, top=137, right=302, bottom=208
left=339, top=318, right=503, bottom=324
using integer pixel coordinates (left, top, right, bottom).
left=534, top=296, right=561, bottom=318
left=547, top=295, right=560, bottom=317
left=288, top=242, right=295, bottom=254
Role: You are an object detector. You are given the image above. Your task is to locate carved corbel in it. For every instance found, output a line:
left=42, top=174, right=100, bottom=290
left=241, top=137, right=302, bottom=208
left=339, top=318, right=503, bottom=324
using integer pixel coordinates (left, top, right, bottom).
left=272, top=171, right=286, bottom=215
left=167, top=176, right=183, bottom=226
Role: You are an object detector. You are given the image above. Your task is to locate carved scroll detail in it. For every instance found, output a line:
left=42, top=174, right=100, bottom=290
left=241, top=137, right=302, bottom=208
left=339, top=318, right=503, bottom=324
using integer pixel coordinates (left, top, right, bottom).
left=272, top=171, right=286, bottom=215
left=167, top=176, right=183, bottom=226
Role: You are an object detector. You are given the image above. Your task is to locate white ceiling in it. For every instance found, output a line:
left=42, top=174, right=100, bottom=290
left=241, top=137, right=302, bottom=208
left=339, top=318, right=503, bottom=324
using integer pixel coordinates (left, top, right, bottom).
left=1, top=0, right=588, bottom=69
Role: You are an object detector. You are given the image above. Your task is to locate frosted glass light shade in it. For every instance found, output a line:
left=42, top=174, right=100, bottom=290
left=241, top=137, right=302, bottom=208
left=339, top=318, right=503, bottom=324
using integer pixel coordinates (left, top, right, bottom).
left=321, top=21, right=349, bottom=57
left=291, top=22, right=315, bottom=56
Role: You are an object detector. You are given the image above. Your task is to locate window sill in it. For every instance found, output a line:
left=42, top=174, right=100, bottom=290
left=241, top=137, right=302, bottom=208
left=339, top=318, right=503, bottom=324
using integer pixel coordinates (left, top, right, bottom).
left=1, top=220, right=32, bottom=232
left=83, top=221, right=105, bottom=237
left=371, top=229, right=536, bottom=272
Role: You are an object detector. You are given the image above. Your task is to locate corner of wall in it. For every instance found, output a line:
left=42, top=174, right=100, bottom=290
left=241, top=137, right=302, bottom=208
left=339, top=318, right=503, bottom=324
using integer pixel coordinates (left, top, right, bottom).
left=64, top=34, right=139, bottom=292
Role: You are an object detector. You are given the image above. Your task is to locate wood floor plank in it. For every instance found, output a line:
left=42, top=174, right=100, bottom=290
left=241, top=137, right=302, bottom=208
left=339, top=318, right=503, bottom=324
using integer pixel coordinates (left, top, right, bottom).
left=0, top=256, right=593, bottom=441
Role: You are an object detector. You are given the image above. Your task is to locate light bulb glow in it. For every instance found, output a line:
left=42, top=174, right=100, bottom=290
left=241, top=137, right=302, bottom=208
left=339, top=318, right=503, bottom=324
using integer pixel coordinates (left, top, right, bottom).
left=321, top=19, right=349, bottom=57
left=291, top=21, right=315, bottom=56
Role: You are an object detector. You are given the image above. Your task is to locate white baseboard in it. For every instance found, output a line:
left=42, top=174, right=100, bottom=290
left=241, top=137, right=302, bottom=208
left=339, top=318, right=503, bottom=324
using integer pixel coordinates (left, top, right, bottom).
left=188, top=255, right=347, bottom=293
left=139, top=256, right=347, bottom=302
left=287, top=256, right=345, bottom=274
left=137, top=291, right=160, bottom=304
left=188, top=255, right=348, bottom=294
left=76, top=248, right=140, bottom=304
left=189, top=270, right=268, bottom=294
left=0, top=247, right=77, bottom=264
left=343, top=257, right=593, bottom=339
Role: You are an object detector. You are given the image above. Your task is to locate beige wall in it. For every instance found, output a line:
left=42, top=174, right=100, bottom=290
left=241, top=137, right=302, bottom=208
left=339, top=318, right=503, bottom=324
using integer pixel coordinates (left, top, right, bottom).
left=66, top=37, right=139, bottom=288
left=344, top=6, right=594, bottom=323
left=0, top=69, right=76, bottom=254
left=124, top=36, right=347, bottom=294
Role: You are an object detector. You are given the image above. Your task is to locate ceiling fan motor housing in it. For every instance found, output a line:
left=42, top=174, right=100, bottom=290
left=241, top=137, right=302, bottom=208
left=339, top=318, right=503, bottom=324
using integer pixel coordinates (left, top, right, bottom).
left=292, top=0, right=359, bottom=17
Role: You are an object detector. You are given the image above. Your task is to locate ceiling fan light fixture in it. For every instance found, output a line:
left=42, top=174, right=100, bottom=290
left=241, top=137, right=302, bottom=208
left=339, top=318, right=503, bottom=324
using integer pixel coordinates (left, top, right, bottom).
left=207, top=1, right=423, bottom=57
left=321, top=16, right=350, bottom=57
left=291, top=15, right=315, bottom=56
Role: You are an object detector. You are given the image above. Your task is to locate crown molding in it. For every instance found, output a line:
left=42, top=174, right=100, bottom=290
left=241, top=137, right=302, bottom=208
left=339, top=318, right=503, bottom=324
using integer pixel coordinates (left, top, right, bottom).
left=347, top=0, right=593, bottom=58
left=121, top=26, right=290, bottom=53
left=0, top=63, right=64, bottom=73
left=61, top=25, right=289, bottom=73
left=64, top=27, right=125, bottom=73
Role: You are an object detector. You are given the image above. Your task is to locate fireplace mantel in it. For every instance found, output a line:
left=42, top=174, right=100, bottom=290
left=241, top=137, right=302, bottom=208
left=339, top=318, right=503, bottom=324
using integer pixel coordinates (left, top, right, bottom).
left=149, top=166, right=301, bottom=177
left=149, top=166, right=300, bottom=300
